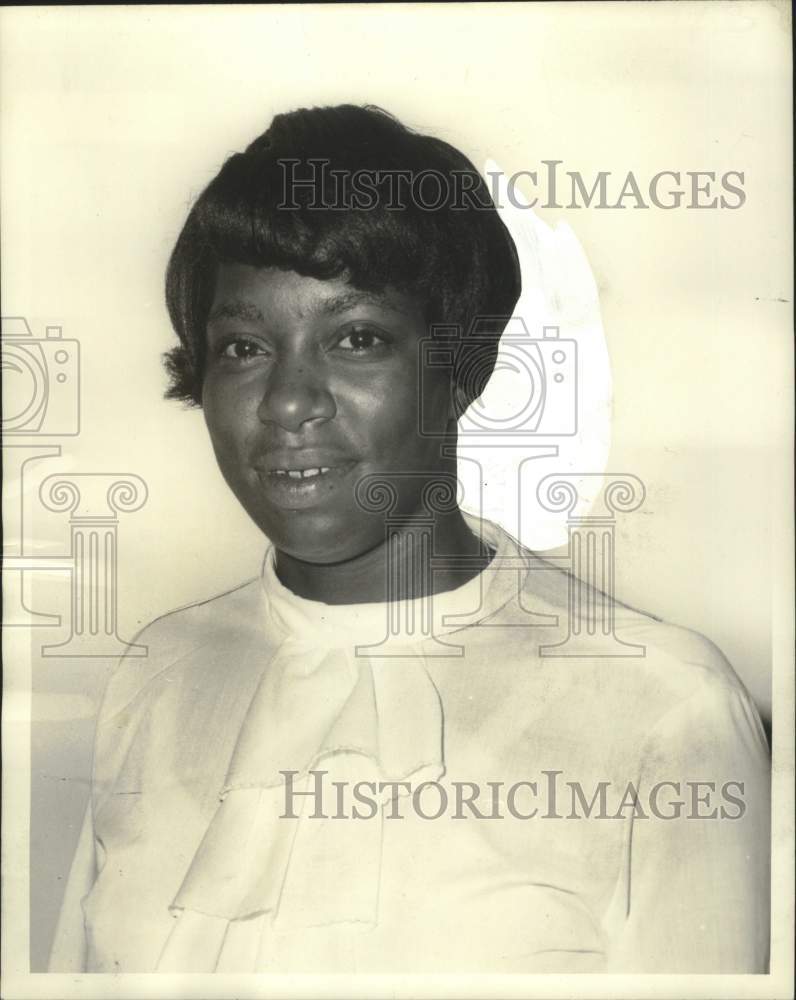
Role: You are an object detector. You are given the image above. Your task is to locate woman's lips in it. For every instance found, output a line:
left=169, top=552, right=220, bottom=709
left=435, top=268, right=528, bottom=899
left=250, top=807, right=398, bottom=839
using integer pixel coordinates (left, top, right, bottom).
left=255, top=460, right=358, bottom=509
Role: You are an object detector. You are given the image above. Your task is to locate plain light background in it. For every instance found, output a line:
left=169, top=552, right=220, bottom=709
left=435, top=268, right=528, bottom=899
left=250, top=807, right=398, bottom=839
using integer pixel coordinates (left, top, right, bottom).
left=1, top=1, right=792, bottom=973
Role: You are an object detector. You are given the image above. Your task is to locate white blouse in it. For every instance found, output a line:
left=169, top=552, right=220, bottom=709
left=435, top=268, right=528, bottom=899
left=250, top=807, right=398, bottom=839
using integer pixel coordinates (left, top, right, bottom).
left=49, top=516, right=770, bottom=973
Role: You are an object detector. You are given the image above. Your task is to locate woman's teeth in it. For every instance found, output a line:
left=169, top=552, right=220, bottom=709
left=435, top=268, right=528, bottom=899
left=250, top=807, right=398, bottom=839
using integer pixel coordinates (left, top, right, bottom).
left=272, top=467, right=331, bottom=479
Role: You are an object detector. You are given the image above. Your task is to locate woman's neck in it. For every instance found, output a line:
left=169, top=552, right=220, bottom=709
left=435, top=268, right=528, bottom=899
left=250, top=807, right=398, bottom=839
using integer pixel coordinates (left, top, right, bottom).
left=274, top=508, right=493, bottom=605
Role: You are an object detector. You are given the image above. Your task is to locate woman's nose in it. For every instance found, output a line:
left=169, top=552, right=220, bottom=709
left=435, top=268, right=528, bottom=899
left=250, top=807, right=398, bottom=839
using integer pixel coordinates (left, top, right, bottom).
left=256, top=363, right=336, bottom=432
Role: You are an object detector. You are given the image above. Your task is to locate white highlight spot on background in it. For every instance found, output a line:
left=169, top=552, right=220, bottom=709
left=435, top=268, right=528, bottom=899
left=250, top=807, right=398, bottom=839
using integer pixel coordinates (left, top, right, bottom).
left=457, top=161, right=614, bottom=551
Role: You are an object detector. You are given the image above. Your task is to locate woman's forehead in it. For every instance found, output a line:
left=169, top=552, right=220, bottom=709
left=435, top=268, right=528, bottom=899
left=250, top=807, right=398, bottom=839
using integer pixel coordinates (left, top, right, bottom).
left=209, top=264, right=422, bottom=324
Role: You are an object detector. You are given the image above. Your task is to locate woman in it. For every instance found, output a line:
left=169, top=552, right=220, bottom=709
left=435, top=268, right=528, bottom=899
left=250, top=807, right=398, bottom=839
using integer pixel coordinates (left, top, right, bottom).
left=49, top=104, right=770, bottom=974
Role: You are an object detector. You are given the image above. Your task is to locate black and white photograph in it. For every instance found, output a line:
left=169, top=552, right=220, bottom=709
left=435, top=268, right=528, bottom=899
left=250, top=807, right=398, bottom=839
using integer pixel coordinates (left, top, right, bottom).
left=1, top=3, right=793, bottom=998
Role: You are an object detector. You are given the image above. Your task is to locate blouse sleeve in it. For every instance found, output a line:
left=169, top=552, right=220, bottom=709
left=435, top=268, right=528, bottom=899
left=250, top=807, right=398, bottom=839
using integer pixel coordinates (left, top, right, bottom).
left=605, top=673, right=771, bottom=972
left=47, top=802, right=96, bottom=972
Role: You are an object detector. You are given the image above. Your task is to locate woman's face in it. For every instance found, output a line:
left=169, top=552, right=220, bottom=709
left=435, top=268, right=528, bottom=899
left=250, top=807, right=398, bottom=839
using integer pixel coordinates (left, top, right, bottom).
left=202, top=264, right=455, bottom=564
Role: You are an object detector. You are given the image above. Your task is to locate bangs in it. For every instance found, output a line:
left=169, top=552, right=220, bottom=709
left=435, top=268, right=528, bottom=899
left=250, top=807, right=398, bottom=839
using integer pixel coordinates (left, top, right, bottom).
left=192, top=143, right=467, bottom=301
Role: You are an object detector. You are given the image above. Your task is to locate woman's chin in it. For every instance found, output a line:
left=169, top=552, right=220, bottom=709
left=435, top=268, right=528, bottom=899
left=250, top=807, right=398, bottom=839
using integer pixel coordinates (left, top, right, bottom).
left=266, top=518, right=387, bottom=569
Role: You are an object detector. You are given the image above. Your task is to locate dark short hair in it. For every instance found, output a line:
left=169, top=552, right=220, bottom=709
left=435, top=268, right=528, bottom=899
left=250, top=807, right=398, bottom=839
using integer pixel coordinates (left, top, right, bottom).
left=164, top=104, right=521, bottom=409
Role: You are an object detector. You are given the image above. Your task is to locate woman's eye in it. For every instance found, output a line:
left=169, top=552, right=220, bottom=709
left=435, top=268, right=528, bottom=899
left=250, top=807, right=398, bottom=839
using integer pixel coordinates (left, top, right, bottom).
left=336, top=328, right=387, bottom=353
left=219, top=337, right=267, bottom=361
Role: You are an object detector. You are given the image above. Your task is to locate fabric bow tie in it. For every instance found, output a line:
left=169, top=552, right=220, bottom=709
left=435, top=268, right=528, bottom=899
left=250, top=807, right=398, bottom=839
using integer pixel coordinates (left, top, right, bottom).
left=156, top=637, right=445, bottom=971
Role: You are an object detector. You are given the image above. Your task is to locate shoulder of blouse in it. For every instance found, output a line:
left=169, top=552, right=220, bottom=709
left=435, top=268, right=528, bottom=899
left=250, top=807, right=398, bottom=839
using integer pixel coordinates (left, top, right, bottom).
left=491, top=545, right=765, bottom=743
left=95, top=575, right=267, bottom=727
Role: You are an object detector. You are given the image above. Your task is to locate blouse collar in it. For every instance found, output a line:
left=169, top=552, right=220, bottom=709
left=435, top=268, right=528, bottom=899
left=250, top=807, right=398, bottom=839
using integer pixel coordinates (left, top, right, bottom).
left=259, top=511, right=520, bottom=650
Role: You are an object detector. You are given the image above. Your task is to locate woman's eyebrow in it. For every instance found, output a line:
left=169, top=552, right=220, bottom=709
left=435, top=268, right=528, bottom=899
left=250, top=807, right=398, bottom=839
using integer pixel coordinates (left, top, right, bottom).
left=207, top=290, right=412, bottom=324
left=318, top=289, right=410, bottom=318
left=207, top=300, right=264, bottom=324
